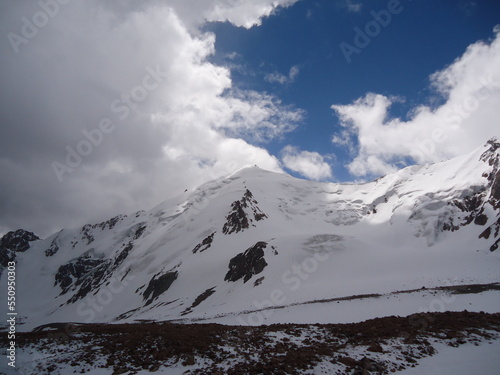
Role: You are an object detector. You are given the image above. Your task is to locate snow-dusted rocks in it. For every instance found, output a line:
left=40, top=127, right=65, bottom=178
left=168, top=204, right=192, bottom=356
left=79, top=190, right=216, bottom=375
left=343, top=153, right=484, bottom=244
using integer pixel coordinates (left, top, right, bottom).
left=192, top=232, right=215, bottom=254
left=0, top=229, right=40, bottom=276
left=0, top=229, right=40, bottom=253
left=222, top=189, right=268, bottom=235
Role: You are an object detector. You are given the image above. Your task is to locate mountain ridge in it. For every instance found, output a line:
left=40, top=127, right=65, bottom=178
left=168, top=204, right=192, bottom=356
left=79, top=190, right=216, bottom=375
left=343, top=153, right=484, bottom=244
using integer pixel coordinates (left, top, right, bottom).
left=1, top=138, right=500, bottom=330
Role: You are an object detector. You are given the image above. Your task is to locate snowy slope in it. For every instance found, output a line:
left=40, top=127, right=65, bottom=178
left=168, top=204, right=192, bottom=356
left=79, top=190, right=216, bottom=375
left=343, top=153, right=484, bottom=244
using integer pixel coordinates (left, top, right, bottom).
left=1, top=139, right=500, bottom=330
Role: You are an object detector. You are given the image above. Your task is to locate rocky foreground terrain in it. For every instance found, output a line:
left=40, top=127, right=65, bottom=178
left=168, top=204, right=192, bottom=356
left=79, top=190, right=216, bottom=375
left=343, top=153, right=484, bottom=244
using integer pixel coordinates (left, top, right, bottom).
left=4, top=311, right=499, bottom=375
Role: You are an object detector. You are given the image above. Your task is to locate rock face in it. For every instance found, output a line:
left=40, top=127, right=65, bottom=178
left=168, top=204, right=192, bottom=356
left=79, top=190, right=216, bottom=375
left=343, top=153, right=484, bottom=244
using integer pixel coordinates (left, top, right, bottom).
left=223, top=200, right=249, bottom=235
left=473, top=140, right=500, bottom=251
left=45, top=235, right=61, bottom=257
left=224, top=242, right=268, bottom=283
left=222, top=189, right=267, bottom=235
left=182, top=287, right=217, bottom=315
left=143, top=271, right=179, bottom=306
left=482, top=140, right=500, bottom=251
left=426, top=139, right=500, bottom=251
left=55, top=252, right=106, bottom=294
left=0, top=229, right=40, bottom=252
left=113, top=242, right=133, bottom=269
left=0, top=229, right=40, bottom=276
left=55, top=250, right=113, bottom=303
left=192, top=232, right=216, bottom=253
left=55, top=243, right=135, bottom=303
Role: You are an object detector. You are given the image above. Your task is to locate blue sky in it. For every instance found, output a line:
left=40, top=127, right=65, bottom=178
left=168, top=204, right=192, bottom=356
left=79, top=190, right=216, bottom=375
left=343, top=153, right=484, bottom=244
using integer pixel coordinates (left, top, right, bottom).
left=1, top=0, right=499, bottom=236
left=208, top=0, right=500, bottom=181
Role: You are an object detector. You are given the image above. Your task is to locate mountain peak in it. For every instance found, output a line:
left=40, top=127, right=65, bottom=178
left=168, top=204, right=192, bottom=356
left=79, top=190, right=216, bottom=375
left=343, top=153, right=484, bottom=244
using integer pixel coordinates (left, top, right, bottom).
left=0, top=229, right=40, bottom=277
left=481, top=137, right=500, bottom=162
left=3, top=139, right=500, bottom=331
left=0, top=229, right=40, bottom=253
left=486, top=136, right=500, bottom=147
left=227, top=164, right=283, bottom=179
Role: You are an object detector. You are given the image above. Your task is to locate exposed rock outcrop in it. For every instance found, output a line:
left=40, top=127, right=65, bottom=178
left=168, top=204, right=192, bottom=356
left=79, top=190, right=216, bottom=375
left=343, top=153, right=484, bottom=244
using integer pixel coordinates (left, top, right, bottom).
left=222, top=189, right=267, bottom=235
left=0, top=229, right=40, bottom=276
left=225, top=242, right=268, bottom=283
left=54, top=251, right=110, bottom=296
left=0, top=229, right=40, bottom=252
left=143, top=271, right=179, bottom=306
left=437, top=138, right=500, bottom=251
left=192, top=232, right=216, bottom=253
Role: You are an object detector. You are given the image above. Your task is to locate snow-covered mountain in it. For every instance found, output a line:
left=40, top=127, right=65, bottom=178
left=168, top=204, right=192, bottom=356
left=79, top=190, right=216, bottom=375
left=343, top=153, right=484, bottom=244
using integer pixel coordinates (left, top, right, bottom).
left=2, top=139, right=500, bottom=330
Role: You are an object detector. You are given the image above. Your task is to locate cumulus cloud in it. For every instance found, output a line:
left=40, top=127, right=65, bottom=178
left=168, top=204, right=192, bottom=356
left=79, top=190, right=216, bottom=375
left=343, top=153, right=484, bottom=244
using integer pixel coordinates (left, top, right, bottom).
left=0, top=0, right=302, bottom=236
left=96, top=0, right=299, bottom=30
left=332, top=27, right=500, bottom=177
left=202, top=0, right=299, bottom=28
left=265, top=65, right=300, bottom=85
left=281, top=146, right=333, bottom=180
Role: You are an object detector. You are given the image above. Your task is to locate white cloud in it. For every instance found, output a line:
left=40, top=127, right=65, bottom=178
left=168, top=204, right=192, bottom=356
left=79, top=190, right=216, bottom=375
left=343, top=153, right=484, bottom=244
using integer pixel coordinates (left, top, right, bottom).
left=281, top=146, right=333, bottom=180
left=203, top=0, right=299, bottom=28
left=332, top=27, right=500, bottom=177
left=345, top=0, right=362, bottom=13
left=289, top=65, right=300, bottom=81
left=0, top=0, right=303, bottom=236
left=95, top=0, right=300, bottom=30
left=211, top=89, right=304, bottom=141
left=265, top=72, right=288, bottom=84
left=265, top=65, right=300, bottom=85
